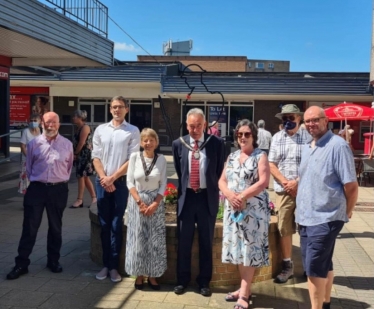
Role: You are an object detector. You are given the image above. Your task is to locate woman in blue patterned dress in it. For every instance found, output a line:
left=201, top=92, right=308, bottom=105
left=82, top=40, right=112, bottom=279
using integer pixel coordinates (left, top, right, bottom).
left=219, top=119, right=270, bottom=309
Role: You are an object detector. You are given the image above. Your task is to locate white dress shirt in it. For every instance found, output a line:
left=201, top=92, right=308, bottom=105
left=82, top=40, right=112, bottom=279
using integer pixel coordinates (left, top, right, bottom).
left=188, top=135, right=207, bottom=189
left=92, top=119, right=140, bottom=176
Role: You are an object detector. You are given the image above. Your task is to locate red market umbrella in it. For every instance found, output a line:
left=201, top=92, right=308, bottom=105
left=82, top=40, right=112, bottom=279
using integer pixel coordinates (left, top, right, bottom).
left=324, top=102, right=374, bottom=121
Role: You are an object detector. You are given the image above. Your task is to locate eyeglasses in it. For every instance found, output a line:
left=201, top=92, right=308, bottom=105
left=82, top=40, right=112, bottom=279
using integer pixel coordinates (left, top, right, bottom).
left=304, top=117, right=325, bottom=124
left=111, top=105, right=126, bottom=110
left=282, top=115, right=296, bottom=122
left=236, top=132, right=252, bottom=138
left=43, top=121, right=58, bottom=125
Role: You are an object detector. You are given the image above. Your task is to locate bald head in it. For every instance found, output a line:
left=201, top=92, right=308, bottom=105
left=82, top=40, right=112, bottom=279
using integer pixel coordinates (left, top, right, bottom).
left=304, top=106, right=328, bottom=140
left=42, top=112, right=60, bottom=139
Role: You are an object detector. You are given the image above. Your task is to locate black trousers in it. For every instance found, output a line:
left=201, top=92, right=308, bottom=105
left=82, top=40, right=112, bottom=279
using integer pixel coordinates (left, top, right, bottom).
left=15, top=181, right=69, bottom=267
left=177, top=189, right=216, bottom=286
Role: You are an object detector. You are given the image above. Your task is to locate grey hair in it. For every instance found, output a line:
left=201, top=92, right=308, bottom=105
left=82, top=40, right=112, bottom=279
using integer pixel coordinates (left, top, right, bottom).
left=186, top=108, right=205, bottom=121
left=74, top=110, right=87, bottom=121
left=257, top=119, right=265, bottom=128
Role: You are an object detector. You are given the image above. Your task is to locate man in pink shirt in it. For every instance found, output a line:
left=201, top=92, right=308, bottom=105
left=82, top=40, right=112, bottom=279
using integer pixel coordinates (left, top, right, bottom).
left=6, top=112, right=73, bottom=280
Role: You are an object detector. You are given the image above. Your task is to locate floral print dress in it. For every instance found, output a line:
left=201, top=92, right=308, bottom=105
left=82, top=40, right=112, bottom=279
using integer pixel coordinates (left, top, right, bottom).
left=222, top=148, right=270, bottom=267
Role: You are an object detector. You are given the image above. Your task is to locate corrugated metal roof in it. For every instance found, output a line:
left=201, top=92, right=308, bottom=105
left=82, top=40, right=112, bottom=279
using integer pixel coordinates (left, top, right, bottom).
left=161, top=74, right=371, bottom=95
left=10, top=64, right=172, bottom=82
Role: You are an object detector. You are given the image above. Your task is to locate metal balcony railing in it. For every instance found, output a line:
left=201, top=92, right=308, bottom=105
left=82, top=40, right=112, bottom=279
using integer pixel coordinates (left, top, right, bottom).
left=44, top=0, right=108, bottom=38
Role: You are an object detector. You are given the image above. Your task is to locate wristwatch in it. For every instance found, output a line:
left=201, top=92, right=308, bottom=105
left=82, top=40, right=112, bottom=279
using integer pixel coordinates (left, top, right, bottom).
left=136, top=199, right=141, bottom=205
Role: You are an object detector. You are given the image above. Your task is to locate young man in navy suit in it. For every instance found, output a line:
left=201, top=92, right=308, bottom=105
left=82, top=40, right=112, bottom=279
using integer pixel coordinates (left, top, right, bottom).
left=172, top=108, right=225, bottom=296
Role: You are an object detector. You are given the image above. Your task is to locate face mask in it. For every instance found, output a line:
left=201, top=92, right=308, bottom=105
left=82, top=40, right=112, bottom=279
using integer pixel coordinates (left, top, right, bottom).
left=29, top=122, right=39, bottom=128
left=283, top=120, right=297, bottom=131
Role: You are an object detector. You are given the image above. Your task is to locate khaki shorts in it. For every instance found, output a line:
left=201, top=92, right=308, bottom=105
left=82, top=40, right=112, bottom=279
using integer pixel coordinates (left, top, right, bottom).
left=275, top=192, right=296, bottom=237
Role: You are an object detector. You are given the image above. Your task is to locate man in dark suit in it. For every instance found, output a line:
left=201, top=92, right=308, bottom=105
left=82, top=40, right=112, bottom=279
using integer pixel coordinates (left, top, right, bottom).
left=172, top=108, right=225, bottom=296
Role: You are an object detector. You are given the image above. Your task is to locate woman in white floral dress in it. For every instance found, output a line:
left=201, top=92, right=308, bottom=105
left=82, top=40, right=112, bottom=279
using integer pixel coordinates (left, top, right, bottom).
left=219, top=119, right=270, bottom=309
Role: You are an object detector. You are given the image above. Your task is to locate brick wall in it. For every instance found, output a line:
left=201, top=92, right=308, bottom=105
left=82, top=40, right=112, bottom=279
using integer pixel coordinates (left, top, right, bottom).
left=152, top=98, right=181, bottom=144
left=138, top=56, right=248, bottom=72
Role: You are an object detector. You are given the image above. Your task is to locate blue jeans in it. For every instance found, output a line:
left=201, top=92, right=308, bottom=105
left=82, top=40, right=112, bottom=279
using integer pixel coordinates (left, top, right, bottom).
left=95, top=177, right=128, bottom=270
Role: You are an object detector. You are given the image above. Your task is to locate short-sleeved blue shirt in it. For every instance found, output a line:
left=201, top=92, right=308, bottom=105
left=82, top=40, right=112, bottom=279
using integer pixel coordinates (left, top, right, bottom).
left=296, top=130, right=357, bottom=226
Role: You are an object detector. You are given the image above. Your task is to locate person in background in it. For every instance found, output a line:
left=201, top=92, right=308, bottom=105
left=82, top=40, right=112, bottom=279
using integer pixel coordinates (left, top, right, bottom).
left=339, top=125, right=354, bottom=152
left=126, top=128, right=167, bottom=290
left=219, top=119, right=270, bottom=309
left=268, top=104, right=311, bottom=283
left=70, top=110, right=96, bottom=208
left=32, top=96, right=49, bottom=119
left=369, top=136, right=374, bottom=159
left=297, top=106, right=358, bottom=309
left=172, top=108, right=225, bottom=296
left=6, top=112, right=73, bottom=280
left=18, top=114, right=41, bottom=194
left=257, top=119, right=272, bottom=155
left=92, top=96, right=140, bottom=283
left=208, top=121, right=220, bottom=136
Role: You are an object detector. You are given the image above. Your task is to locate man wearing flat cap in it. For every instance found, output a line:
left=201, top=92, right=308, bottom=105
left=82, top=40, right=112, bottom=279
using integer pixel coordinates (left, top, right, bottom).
left=268, top=104, right=311, bottom=283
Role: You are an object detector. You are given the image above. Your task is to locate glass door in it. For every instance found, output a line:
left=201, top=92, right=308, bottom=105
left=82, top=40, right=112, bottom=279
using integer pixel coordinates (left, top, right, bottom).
left=229, top=105, right=253, bottom=142
left=129, top=104, right=152, bottom=132
left=79, top=102, right=110, bottom=132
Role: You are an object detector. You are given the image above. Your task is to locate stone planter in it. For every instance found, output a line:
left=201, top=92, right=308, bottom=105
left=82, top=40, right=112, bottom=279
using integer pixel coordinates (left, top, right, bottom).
left=89, top=206, right=282, bottom=286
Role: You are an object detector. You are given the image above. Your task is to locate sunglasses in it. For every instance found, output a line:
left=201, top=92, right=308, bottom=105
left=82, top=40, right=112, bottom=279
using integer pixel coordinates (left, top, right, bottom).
left=236, top=132, right=252, bottom=138
left=282, top=115, right=296, bottom=122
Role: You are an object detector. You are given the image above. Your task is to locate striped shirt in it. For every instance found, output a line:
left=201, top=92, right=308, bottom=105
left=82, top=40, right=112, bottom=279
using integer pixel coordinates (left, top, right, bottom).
left=268, top=128, right=311, bottom=192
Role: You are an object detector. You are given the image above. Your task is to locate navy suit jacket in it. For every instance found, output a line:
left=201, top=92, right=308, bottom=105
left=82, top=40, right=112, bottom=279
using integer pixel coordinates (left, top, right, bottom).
left=172, top=133, right=225, bottom=217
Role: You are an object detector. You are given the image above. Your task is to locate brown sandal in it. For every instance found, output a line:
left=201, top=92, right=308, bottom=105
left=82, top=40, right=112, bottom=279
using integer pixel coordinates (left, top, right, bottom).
left=225, top=289, right=240, bottom=302
left=233, top=296, right=249, bottom=309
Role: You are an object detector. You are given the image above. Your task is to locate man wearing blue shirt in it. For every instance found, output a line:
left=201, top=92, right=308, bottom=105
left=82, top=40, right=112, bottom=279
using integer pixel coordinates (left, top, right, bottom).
left=296, top=106, right=358, bottom=309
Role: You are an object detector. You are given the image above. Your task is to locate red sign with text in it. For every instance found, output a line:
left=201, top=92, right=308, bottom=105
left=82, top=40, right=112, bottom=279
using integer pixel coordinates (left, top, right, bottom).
left=10, top=95, right=30, bottom=126
left=0, top=66, right=9, bottom=80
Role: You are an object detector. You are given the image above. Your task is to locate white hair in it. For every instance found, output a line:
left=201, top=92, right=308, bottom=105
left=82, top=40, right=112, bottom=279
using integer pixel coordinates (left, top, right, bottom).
left=186, top=108, right=205, bottom=121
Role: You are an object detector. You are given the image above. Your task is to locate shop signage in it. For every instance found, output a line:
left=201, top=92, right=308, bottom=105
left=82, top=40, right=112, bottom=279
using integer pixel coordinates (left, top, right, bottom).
left=0, top=66, right=9, bottom=80
left=10, top=95, right=30, bottom=128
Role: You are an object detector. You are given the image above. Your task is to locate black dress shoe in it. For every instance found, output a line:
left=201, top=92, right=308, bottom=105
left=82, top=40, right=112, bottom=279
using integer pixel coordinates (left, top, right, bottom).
left=134, top=282, right=144, bottom=290
left=148, top=279, right=160, bottom=291
left=174, top=284, right=187, bottom=295
left=47, top=261, right=62, bottom=273
left=199, top=285, right=212, bottom=297
left=6, top=266, right=28, bottom=280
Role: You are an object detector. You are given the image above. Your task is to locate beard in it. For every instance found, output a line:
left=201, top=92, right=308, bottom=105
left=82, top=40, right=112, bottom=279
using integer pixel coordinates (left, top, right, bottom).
left=44, top=130, right=58, bottom=138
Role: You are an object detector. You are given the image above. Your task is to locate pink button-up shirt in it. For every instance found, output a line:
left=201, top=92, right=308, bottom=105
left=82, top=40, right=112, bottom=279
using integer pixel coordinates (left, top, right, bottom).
left=26, top=134, right=74, bottom=183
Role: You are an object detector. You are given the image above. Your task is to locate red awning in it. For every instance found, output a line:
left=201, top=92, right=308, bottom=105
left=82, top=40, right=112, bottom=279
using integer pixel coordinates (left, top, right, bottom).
left=324, top=102, right=374, bottom=121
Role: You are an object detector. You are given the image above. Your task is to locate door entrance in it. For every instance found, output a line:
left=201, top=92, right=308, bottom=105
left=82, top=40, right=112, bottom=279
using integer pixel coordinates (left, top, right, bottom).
left=79, top=102, right=111, bottom=131
left=129, top=104, right=152, bottom=132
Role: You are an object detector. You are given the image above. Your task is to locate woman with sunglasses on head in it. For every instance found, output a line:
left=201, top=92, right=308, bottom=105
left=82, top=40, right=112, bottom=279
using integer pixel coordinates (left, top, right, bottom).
left=218, top=119, right=270, bottom=309
left=18, top=114, right=41, bottom=194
